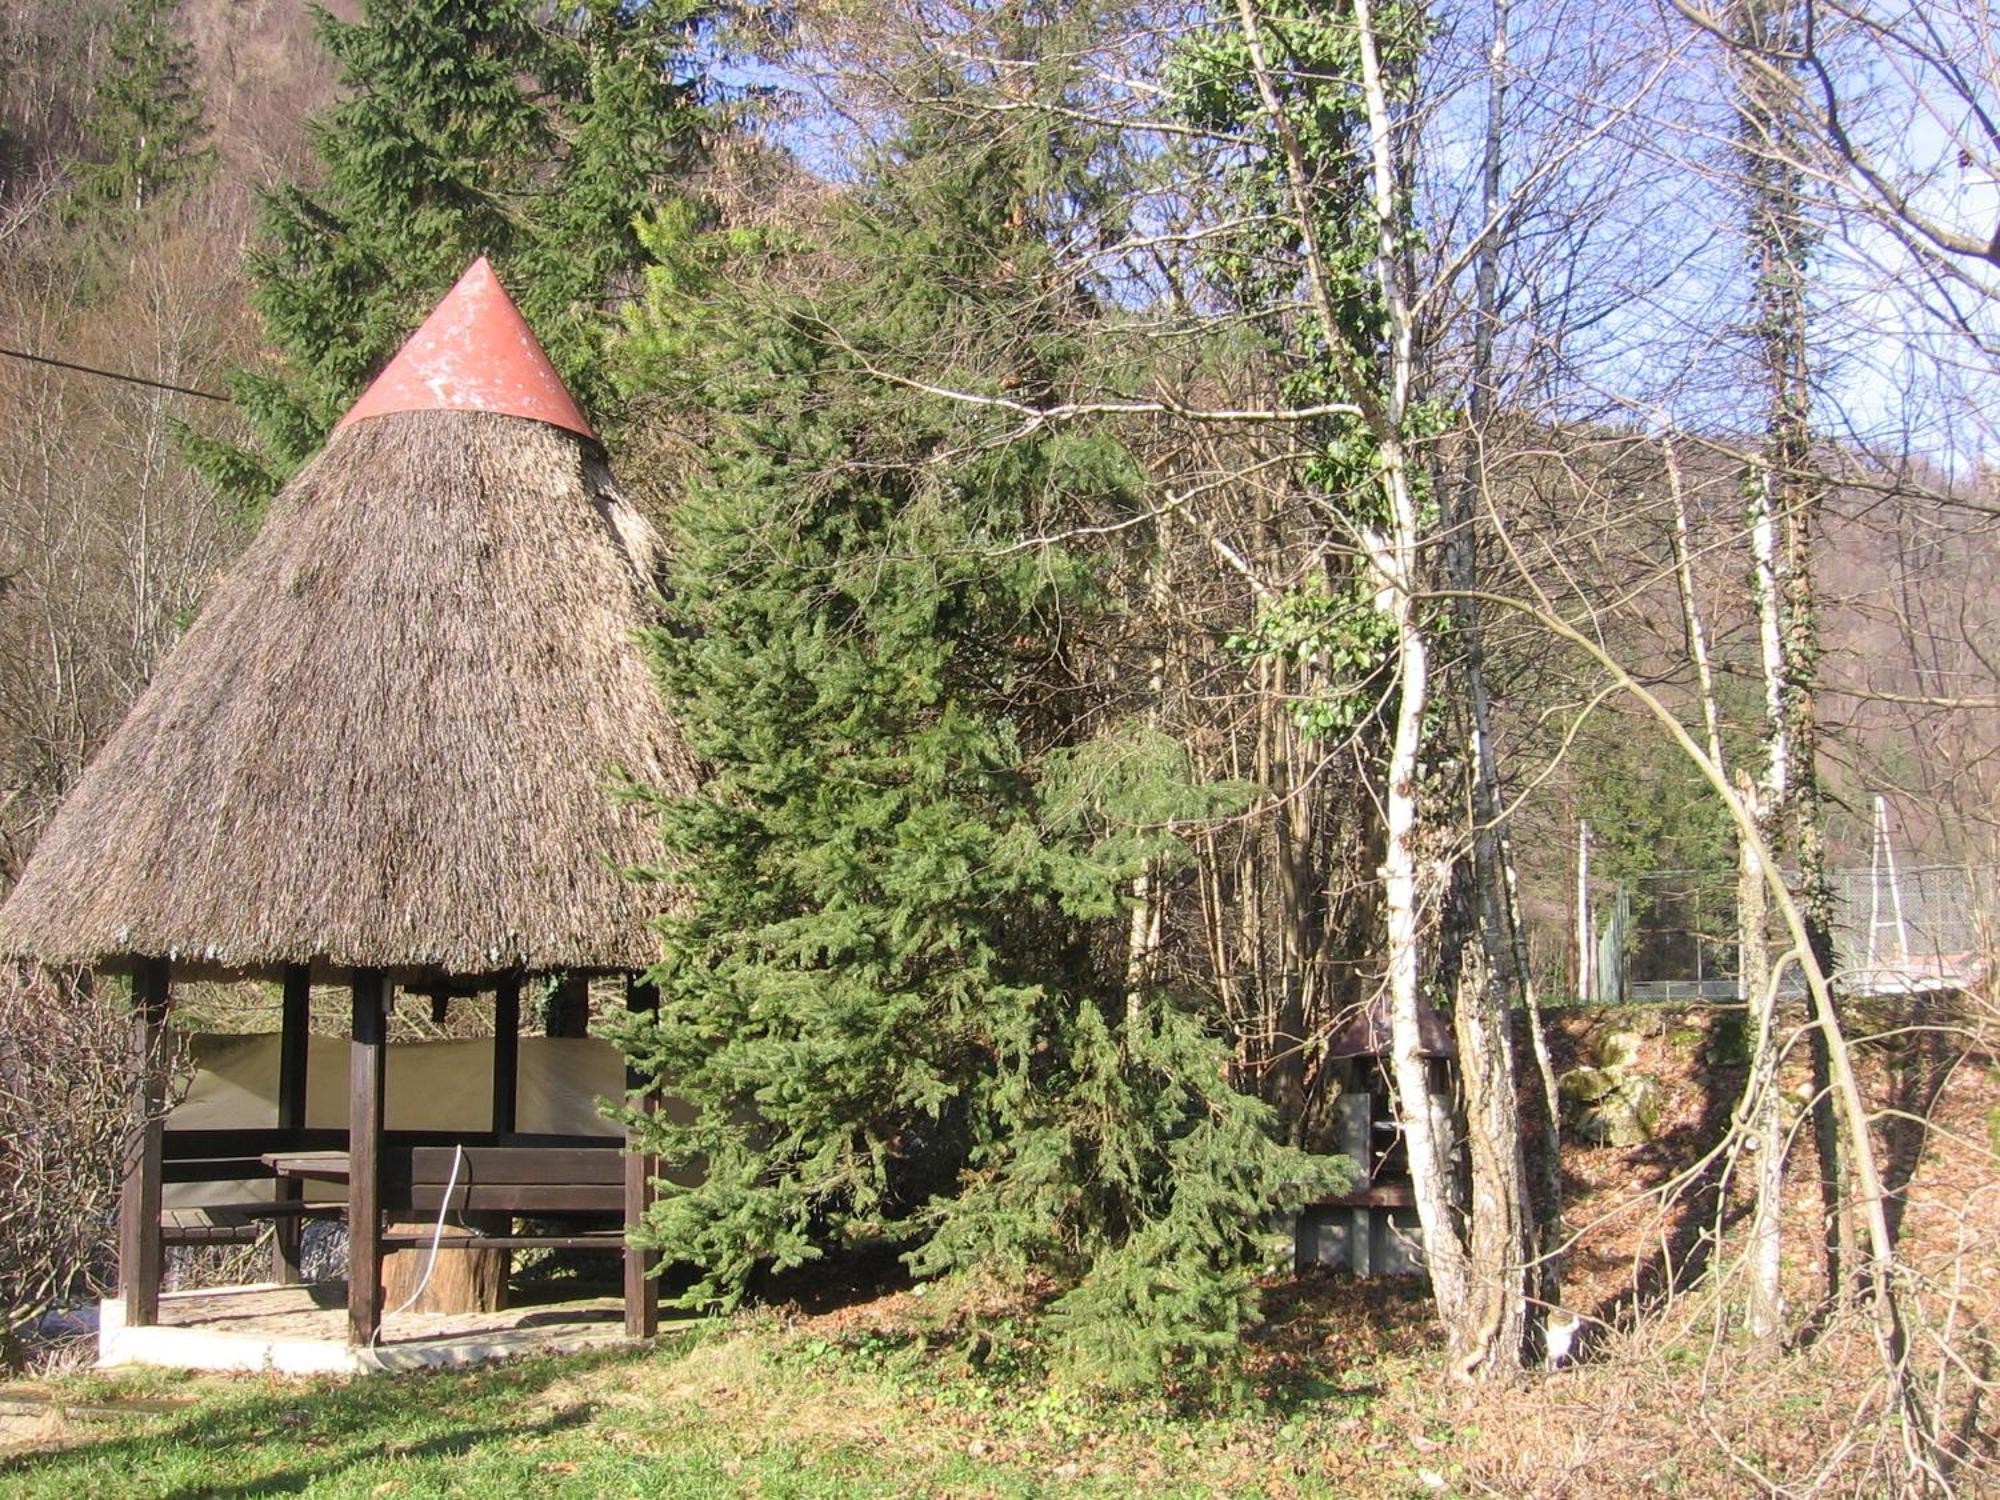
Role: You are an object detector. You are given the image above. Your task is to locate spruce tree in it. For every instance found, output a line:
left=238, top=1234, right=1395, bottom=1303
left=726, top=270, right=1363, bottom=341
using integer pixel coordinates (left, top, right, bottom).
left=617, top=66, right=1345, bottom=1390
left=68, top=0, right=212, bottom=221
left=186, top=0, right=708, bottom=507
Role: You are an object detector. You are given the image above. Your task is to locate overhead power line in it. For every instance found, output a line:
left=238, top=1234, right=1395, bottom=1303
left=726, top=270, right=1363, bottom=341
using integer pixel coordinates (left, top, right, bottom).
left=0, top=344, right=230, bottom=403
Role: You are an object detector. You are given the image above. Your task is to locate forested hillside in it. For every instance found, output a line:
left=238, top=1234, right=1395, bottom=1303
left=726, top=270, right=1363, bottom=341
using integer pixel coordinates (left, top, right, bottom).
left=1, top=1, right=1995, bottom=1489
left=0, top=0, right=345, bottom=876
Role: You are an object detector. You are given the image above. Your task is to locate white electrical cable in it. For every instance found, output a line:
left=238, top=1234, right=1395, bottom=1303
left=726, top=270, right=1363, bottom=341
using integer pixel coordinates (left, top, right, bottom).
left=366, top=1142, right=467, bottom=1354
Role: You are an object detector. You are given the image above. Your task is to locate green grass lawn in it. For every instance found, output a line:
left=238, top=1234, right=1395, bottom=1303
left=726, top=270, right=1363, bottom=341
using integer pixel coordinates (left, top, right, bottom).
left=0, top=1295, right=1452, bottom=1499
left=5, top=1263, right=1973, bottom=1496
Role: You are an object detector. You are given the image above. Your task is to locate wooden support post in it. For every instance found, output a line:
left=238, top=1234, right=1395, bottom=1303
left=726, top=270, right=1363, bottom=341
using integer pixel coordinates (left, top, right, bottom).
left=623, top=975, right=661, bottom=1339
left=273, top=965, right=310, bottom=1283
left=1335, top=1093, right=1373, bottom=1278
left=491, top=975, right=520, bottom=1135
left=119, top=958, right=170, bottom=1327
left=348, top=969, right=388, bottom=1346
left=546, top=971, right=590, bottom=1038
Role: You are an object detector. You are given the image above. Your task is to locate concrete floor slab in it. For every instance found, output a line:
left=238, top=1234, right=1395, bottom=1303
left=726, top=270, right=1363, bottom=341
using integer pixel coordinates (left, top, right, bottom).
left=98, top=1282, right=632, bottom=1375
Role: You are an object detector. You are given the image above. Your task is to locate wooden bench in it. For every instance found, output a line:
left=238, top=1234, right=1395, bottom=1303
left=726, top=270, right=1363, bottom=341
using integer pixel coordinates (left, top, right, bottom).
left=162, top=1204, right=345, bottom=1250
left=1305, top=1181, right=1416, bottom=1210
left=162, top=1128, right=350, bottom=1255
left=380, top=1144, right=626, bottom=1252
left=163, top=1130, right=630, bottom=1257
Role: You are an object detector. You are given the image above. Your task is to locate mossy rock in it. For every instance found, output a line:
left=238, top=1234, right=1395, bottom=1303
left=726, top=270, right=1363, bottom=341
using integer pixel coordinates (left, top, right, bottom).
left=1594, top=1029, right=1643, bottom=1070
left=1571, top=1072, right=1665, bottom=1146
left=1559, top=1065, right=1619, bottom=1104
left=1623, top=1074, right=1665, bottom=1141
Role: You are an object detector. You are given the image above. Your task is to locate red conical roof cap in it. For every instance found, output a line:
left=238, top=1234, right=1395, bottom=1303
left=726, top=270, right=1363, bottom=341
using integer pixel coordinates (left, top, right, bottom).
left=335, top=257, right=597, bottom=442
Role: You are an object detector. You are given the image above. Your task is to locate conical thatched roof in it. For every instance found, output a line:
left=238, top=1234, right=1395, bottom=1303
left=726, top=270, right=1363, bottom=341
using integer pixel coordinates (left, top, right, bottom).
left=0, top=267, right=694, bottom=976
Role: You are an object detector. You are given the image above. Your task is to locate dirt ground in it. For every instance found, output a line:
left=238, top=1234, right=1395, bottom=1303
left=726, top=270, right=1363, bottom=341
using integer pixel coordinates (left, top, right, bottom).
left=762, top=999, right=2000, bottom=1496
left=6, top=999, right=1991, bottom=1497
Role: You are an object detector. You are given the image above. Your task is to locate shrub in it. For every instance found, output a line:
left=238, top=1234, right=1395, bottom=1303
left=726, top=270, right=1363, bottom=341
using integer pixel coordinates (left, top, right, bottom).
left=0, top=965, right=177, bottom=1358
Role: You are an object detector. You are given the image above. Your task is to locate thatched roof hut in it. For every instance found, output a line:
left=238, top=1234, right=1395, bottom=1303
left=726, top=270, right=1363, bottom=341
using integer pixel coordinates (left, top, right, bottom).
left=0, top=259, right=694, bottom=978
left=3, top=260, right=694, bottom=1355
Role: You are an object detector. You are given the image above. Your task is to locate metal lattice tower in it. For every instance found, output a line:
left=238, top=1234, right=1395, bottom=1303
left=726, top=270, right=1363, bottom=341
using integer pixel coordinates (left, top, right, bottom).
left=1866, top=793, right=1911, bottom=967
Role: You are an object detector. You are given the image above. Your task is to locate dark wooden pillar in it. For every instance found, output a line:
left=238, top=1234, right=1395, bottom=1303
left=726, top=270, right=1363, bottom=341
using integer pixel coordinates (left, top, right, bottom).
left=623, top=975, right=661, bottom=1339
left=348, top=969, right=389, bottom=1346
left=546, top=971, right=590, bottom=1037
left=119, top=957, right=170, bottom=1327
left=491, top=975, right=520, bottom=1135
left=272, top=965, right=311, bottom=1283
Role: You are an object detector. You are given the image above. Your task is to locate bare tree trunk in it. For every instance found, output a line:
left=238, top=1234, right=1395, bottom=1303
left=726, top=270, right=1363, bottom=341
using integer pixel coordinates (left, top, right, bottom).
left=1747, top=450, right=1795, bottom=1344
left=1667, top=432, right=1785, bottom=1342
left=1730, top=0, right=1854, bottom=1314
left=1452, top=0, right=1560, bottom=1340
left=1452, top=935, right=1533, bottom=1371
left=1355, top=0, right=1529, bottom=1376
left=1664, top=438, right=1724, bottom=776
left=1778, top=380, right=1854, bottom=1313
left=1737, top=779, right=1786, bottom=1343
left=1336, top=0, right=1477, bottom=1359
left=1372, top=512, right=1475, bottom=1346
left=1125, top=511, right=1174, bottom=1022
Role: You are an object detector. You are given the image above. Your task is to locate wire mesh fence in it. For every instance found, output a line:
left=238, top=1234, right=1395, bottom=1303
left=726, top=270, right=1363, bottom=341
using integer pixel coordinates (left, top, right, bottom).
left=1584, top=865, right=1994, bottom=1003
left=1827, top=864, right=1995, bottom=994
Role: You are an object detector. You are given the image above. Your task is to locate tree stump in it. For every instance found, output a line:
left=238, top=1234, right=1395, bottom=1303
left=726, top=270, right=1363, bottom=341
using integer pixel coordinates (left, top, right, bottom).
left=382, top=1215, right=508, bottom=1314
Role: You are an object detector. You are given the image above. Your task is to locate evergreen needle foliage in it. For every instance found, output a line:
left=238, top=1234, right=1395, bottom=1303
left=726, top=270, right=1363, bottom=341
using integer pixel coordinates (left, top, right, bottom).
left=616, top=68, right=1347, bottom=1391
left=66, top=0, right=213, bottom=224
left=184, top=0, right=710, bottom=510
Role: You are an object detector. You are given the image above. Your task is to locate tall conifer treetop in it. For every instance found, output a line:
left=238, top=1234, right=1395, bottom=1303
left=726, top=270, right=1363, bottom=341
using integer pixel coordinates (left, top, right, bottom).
left=615, top=42, right=1346, bottom=1390
left=68, top=0, right=213, bottom=221
left=187, top=0, right=708, bottom=507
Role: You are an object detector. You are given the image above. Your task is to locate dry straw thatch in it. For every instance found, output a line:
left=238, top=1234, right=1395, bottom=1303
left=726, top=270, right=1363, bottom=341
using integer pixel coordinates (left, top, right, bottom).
left=0, top=408, right=695, bottom=976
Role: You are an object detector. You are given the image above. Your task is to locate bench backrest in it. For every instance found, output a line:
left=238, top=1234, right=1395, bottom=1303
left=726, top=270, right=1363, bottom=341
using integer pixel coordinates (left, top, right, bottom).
left=392, top=1143, right=625, bottom=1215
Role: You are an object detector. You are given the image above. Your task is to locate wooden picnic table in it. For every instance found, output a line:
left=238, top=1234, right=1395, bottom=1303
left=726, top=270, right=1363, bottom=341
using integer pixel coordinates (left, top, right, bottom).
left=261, top=1150, right=353, bottom=1185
